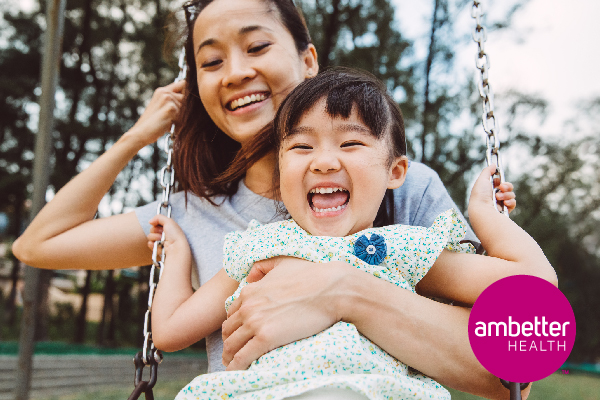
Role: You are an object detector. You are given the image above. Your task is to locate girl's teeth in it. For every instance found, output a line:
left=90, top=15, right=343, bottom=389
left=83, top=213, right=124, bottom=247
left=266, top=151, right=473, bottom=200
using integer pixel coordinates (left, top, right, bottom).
left=312, top=204, right=347, bottom=213
left=309, top=187, right=345, bottom=194
left=231, top=99, right=239, bottom=109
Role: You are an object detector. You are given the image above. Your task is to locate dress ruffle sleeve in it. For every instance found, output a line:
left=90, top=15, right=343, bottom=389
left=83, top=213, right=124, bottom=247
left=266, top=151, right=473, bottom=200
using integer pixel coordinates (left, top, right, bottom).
left=384, top=208, right=475, bottom=288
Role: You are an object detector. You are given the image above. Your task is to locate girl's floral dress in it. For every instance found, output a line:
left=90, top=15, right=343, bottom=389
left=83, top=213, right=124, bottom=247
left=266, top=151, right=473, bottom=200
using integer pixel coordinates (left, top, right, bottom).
left=177, top=209, right=475, bottom=400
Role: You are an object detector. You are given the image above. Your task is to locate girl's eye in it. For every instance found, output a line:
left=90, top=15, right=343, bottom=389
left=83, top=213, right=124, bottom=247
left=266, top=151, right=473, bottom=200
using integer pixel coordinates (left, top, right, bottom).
left=341, top=141, right=364, bottom=148
left=249, top=42, right=271, bottom=54
left=201, top=59, right=222, bottom=68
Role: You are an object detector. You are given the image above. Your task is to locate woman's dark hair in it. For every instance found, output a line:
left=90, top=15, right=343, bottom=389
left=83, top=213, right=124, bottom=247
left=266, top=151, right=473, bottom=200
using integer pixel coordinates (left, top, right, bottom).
left=173, top=0, right=312, bottom=204
left=226, top=67, right=407, bottom=226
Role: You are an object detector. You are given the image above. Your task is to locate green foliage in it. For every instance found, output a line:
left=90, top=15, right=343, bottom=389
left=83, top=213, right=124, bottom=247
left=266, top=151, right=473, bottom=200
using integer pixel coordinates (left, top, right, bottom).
left=446, top=372, right=600, bottom=400
left=510, top=132, right=600, bottom=362
left=298, top=0, right=418, bottom=121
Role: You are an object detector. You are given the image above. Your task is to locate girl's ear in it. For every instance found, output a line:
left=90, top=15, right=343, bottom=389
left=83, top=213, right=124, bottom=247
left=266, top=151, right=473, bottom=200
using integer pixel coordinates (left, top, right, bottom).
left=387, top=156, right=409, bottom=189
left=303, top=44, right=319, bottom=79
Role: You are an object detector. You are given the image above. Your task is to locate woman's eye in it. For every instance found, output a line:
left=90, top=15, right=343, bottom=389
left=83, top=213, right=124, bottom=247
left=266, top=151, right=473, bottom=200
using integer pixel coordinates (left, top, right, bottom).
left=290, top=144, right=312, bottom=150
left=248, top=43, right=271, bottom=54
left=201, top=59, right=222, bottom=68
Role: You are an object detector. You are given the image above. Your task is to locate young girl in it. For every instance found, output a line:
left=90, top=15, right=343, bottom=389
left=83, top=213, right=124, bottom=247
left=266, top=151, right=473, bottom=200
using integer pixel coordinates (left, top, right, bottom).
left=148, top=68, right=555, bottom=400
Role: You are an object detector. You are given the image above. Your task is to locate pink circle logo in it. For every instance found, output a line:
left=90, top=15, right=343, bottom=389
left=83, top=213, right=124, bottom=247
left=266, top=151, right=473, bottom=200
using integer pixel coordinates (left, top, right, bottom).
left=468, top=275, right=575, bottom=382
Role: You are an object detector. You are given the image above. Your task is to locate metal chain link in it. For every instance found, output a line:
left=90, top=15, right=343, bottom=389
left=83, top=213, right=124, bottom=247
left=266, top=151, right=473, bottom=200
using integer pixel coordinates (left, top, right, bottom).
left=471, top=1, right=508, bottom=215
left=129, top=48, right=187, bottom=400
left=146, top=48, right=187, bottom=364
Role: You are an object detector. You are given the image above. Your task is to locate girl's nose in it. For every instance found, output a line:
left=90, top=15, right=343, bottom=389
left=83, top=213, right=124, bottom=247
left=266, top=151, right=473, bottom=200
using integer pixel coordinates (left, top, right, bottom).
left=222, top=53, right=257, bottom=87
left=310, top=150, right=341, bottom=173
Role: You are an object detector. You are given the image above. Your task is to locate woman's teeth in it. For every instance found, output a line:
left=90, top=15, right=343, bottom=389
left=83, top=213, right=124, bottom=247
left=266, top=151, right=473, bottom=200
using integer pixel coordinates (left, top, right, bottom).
left=230, top=93, right=267, bottom=110
left=312, top=203, right=347, bottom=213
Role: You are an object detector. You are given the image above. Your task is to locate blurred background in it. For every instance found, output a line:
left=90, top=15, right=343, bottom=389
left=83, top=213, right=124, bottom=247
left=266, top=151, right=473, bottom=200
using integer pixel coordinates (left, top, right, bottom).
left=0, top=0, right=598, bottom=398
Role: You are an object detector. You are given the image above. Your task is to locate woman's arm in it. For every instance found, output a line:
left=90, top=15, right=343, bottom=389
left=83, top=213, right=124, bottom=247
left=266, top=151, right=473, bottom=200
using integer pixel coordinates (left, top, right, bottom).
left=148, top=215, right=239, bottom=352
left=12, top=81, right=185, bottom=270
left=221, top=259, right=525, bottom=399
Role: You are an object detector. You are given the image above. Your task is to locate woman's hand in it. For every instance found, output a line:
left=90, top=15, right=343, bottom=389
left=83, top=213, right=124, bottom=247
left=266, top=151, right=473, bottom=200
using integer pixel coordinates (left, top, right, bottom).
left=128, top=80, right=186, bottom=147
left=9, top=82, right=187, bottom=270
left=221, top=257, right=345, bottom=370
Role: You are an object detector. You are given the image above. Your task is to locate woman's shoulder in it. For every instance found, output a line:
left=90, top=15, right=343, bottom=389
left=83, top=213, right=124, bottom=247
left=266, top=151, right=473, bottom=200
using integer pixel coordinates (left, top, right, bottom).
left=133, top=188, right=255, bottom=237
left=396, top=161, right=443, bottom=192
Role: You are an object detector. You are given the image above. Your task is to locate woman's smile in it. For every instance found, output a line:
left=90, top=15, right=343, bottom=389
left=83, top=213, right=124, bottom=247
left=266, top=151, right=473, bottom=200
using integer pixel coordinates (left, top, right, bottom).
left=226, top=91, right=269, bottom=111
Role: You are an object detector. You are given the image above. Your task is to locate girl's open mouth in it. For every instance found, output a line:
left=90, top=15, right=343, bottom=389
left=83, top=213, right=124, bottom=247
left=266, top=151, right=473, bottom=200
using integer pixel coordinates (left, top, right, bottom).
left=308, top=187, right=350, bottom=214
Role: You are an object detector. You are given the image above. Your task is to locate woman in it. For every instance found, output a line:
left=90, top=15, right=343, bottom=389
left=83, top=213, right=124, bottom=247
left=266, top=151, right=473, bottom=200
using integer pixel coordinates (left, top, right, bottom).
left=13, top=0, right=520, bottom=398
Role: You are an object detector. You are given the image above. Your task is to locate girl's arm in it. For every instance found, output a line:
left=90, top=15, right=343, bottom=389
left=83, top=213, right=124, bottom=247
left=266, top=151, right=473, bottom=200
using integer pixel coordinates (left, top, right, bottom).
left=417, top=165, right=557, bottom=304
left=148, top=214, right=239, bottom=352
left=12, top=81, right=185, bottom=270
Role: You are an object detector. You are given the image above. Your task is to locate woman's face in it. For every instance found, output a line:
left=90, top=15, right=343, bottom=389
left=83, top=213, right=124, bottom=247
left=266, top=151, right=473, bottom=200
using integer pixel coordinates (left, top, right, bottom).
left=193, top=0, right=318, bottom=145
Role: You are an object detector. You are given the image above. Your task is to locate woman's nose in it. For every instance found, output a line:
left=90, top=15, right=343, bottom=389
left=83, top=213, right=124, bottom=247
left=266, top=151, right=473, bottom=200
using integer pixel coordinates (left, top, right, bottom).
left=222, top=54, right=257, bottom=87
left=310, top=150, right=341, bottom=173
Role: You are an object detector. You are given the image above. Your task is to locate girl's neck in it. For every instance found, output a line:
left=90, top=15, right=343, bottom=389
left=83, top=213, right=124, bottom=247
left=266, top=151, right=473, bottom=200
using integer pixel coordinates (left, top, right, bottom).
left=244, top=152, right=277, bottom=199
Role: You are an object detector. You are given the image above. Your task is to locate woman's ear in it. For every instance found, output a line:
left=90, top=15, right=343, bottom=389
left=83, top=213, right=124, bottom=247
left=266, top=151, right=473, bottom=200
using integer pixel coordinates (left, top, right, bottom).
left=387, top=156, right=409, bottom=189
left=303, top=44, right=319, bottom=78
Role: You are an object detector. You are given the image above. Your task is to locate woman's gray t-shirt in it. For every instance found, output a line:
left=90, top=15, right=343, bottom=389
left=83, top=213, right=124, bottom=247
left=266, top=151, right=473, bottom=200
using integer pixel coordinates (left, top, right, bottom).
left=134, top=161, right=475, bottom=373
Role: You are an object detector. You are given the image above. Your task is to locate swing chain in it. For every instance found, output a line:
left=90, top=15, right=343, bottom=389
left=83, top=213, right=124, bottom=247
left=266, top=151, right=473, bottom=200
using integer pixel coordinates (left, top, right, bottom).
left=129, top=48, right=187, bottom=400
left=471, top=0, right=508, bottom=215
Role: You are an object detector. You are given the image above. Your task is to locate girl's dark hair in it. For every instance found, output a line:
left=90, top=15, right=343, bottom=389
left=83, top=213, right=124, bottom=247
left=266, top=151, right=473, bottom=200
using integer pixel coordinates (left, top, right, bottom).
left=226, top=67, right=407, bottom=226
left=173, top=0, right=312, bottom=204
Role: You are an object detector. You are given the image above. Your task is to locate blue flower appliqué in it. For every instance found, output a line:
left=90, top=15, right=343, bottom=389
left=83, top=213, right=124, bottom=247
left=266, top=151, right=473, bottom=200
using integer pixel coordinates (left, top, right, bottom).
left=354, top=233, right=387, bottom=265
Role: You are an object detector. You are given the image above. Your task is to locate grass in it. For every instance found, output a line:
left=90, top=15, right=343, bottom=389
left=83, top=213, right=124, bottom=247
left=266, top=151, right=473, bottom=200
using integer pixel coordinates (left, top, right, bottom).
left=39, top=371, right=600, bottom=400
left=38, top=379, right=191, bottom=400
left=446, top=372, right=600, bottom=400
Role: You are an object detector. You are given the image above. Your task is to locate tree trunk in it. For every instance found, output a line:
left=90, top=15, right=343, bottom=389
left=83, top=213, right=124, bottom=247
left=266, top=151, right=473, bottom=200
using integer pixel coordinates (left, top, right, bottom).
left=97, top=270, right=115, bottom=346
left=33, top=269, right=52, bottom=341
left=421, top=0, right=441, bottom=163
left=5, top=257, right=21, bottom=326
left=320, top=0, right=341, bottom=69
left=74, top=270, right=92, bottom=343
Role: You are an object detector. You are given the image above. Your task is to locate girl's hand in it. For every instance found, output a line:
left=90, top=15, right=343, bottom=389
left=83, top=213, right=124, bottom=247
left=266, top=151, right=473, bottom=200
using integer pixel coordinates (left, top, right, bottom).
left=146, top=214, right=187, bottom=254
left=470, top=165, right=517, bottom=214
left=221, top=258, right=345, bottom=371
left=127, top=80, right=186, bottom=147
left=495, top=181, right=516, bottom=214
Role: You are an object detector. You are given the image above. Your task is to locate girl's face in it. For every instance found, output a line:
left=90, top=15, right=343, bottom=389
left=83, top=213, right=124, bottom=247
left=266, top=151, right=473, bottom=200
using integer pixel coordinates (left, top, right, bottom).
left=279, top=98, right=408, bottom=237
left=193, top=0, right=318, bottom=145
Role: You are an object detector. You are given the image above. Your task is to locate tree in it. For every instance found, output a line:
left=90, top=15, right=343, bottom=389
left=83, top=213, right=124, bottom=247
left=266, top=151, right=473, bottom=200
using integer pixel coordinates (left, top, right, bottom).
left=299, top=0, right=418, bottom=121
left=502, top=94, right=600, bottom=362
left=0, top=0, right=176, bottom=343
